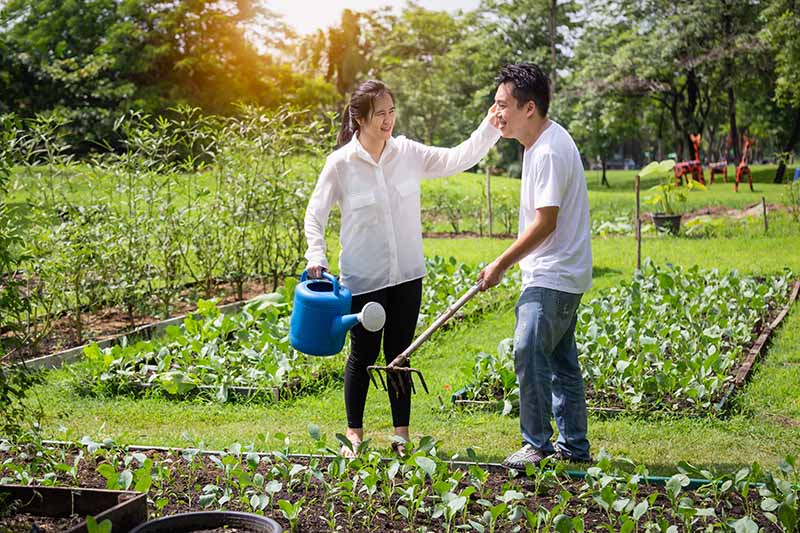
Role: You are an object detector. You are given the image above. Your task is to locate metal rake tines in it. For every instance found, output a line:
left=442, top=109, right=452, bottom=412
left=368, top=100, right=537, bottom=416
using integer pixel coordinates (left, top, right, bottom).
left=367, top=365, right=429, bottom=396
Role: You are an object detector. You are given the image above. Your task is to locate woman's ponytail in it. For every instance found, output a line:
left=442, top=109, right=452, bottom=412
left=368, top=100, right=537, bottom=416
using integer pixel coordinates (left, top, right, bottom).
left=336, top=104, right=356, bottom=149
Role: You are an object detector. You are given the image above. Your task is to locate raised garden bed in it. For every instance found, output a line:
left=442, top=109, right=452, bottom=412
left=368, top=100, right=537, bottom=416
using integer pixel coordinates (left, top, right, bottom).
left=0, top=483, right=147, bottom=533
left=2, top=277, right=271, bottom=365
left=1, top=439, right=797, bottom=532
left=51, top=257, right=517, bottom=404
left=453, top=263, right=797, bottom=416
left=68, top=292, right=341, bottom=403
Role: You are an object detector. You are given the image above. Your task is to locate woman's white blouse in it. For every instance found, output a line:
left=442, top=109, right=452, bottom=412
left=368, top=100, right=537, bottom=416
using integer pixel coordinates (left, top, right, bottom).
left=304, top=117, right=500, bottom=296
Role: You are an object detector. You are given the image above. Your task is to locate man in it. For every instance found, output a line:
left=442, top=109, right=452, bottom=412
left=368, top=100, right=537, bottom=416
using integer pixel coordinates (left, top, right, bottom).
left=479, top=63, right=592, bottom=468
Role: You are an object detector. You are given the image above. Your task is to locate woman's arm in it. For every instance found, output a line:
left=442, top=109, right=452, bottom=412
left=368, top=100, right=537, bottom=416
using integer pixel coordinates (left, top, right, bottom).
left=304, top=158, right=340, bottom=274
left=411, top=106, right=501, bottom=179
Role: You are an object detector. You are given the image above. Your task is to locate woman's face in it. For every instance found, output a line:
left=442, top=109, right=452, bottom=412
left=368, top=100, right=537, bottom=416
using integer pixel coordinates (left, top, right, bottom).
left=357, top=92, right=395, bottom=143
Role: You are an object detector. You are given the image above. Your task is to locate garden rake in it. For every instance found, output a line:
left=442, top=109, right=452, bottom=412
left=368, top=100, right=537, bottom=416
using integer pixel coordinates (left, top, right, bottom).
left=367, top=280, right=484, bottom=398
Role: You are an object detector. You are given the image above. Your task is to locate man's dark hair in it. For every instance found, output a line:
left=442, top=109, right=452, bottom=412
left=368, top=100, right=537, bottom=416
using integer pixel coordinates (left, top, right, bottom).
left=496, top=63, right=550, bottom=117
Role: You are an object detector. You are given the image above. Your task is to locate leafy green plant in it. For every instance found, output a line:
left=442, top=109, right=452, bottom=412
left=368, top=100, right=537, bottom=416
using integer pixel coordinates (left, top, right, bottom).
left=74, top=292, right=338, bottom=402
left=457, top=262, right=793, bottom=414
left=643, top=159, right=706, bottom=215
left=2, top=438, right=800, bottom=532
left=278, top=497, right=305, bottom=533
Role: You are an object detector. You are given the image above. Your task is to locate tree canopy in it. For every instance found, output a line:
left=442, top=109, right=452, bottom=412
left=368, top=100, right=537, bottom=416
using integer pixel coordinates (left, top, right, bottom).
left=1, top=0, right=797, bottom=177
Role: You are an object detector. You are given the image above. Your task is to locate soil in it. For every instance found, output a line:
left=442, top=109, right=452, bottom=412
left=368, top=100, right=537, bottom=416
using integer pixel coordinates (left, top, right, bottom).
left=422, top=230, right=516, bottom=239
left=2, top=279, right=270, bottom=364
left=640, top=201, right=787, bottom=223
left=0, top=447, right=784, bottom=533
left=0, top=512, right=83, bottom=532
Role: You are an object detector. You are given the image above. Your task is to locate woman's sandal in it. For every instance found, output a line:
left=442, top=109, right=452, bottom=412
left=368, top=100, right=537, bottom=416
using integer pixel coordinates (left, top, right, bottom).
left=340, top=440, right=361, bottom=458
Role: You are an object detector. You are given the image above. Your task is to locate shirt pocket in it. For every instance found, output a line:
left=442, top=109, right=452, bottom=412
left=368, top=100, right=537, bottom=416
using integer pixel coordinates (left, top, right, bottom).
left=348, top=191, right=377, bottom=210
left=394, top=178, right=419, bottom=198
left=346, top=191, right=378, bottom=225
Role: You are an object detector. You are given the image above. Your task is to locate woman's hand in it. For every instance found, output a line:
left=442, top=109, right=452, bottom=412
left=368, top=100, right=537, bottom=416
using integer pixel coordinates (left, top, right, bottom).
left=488, top=103, right=502, bottom=130
left=307, top=264, right=328, bottom=279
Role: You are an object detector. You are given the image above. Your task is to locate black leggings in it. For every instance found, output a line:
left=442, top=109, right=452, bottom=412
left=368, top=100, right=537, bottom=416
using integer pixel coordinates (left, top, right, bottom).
left=345, top=277, right=422, bottom=429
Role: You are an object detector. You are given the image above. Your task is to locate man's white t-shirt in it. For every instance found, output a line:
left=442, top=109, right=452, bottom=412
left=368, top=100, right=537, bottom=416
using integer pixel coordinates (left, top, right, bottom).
left=518, top=120, right=592, bottom=294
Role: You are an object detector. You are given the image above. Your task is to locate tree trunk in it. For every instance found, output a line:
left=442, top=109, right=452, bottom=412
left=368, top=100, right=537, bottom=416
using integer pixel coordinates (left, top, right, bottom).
left=722, top=4, right=740, bottom=163
left=601, top=157, right=609, bottom=188
left=486, top=167, right=493, bottom=237
left=775, top=106, right=800, bottom=183
left=548, top=0, right=557, bottom=88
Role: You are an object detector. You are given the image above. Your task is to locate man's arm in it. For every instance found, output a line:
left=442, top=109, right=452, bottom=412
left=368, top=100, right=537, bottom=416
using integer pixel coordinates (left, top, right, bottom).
left=478, top=206, right=558, bottom=290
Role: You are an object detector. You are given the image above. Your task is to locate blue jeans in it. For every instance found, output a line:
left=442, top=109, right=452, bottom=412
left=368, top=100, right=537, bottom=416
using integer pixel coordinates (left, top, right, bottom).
left=513, top=286, right=590, bottom=460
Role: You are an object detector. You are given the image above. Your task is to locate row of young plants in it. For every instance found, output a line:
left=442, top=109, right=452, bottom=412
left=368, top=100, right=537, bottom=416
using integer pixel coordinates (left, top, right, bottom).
left=2, top=107, right=334, bottom=356
left=418, top=256, right=518, bottom=325
left=1, top=435, right=797, bottom=532
left=71, top=284, right=340, bottom=403
left=422, top=189, right=519, bottom=236
left=72, top=256, right=516, bottom=403
left=455, top=262, right=794, bottom=415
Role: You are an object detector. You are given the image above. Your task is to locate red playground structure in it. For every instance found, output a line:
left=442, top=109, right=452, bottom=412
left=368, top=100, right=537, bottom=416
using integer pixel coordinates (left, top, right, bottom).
left=708, top=135, right=731, bottom=184
left=735, top=136, right=754, bottom=192
left=674, top=133, right=705, bottom=185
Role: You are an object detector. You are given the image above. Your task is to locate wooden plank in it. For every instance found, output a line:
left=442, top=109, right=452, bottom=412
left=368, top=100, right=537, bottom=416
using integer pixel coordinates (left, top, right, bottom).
left=0, top=485, right=147, bottom=533
left=733, top=280, right=800, bottom=387
left=85, top=492, right=147, bottom=533
left=22, top=299, right=248, bottom=370
left=769, top=280, right=800, bottom=330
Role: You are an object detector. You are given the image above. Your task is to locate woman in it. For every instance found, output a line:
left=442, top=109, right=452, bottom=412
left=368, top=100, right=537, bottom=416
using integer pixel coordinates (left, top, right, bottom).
left=304, top=80, right=500, bottom=457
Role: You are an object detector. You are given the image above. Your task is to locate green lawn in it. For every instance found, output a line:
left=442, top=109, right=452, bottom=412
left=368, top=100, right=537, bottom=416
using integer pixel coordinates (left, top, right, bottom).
left=15, top=159, right=800, bottom=473
left=31, top=228, right=800, bottom=474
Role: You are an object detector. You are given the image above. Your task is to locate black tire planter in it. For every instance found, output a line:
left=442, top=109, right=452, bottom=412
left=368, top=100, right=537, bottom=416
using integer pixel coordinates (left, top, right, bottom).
left=129, top=511, right=282, bottom=533
left=651, top=212, right=682, bottom=235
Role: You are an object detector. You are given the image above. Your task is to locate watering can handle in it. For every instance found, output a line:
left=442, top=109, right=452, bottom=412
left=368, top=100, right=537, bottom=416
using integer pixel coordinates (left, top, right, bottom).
left=300, top=270, right=340, bottom=296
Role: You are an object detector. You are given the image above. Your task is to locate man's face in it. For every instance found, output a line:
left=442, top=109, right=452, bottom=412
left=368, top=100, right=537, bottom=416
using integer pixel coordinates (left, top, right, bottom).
left=358, top=92, right=395, bottom=142
left=494, top=82, right=535, bottom=139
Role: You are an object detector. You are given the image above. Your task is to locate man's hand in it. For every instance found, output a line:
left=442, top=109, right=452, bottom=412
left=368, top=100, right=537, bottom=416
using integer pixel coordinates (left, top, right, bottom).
left=307, top=264, right=327, bottom=278
left=478, top=260, right=506, bottom=291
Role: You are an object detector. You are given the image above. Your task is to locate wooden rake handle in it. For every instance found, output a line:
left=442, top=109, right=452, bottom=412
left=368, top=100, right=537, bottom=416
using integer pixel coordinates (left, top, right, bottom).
left=386, top=281, right=484, bottom=369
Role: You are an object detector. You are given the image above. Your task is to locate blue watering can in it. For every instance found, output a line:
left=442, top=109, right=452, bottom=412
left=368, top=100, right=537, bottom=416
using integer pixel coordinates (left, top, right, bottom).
left=289, top=271, right=386, bottom=356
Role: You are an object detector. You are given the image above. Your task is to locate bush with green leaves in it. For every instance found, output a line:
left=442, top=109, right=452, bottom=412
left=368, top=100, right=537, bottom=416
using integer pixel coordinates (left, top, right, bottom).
left=457, top=261, right=793, bottom=414
left=6, top=106, right=334, bottom=352
left=73, top=284, right=340, bottom=403
left=419, top=256, right=517, bottom=326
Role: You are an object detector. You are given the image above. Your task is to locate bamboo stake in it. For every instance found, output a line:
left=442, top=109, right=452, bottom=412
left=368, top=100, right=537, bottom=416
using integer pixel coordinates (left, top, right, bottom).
left=635, top=174, right=641, bottom=271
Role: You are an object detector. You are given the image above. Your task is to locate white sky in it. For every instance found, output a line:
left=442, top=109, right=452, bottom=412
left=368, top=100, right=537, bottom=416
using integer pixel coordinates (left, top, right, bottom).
left=265, top=0, right=482, bottom=35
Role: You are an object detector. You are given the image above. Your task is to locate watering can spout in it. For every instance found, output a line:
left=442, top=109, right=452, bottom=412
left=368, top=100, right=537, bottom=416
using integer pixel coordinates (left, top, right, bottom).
left=330, top=313, right=361, bottom=340
left=329, top=301, right=386, bottom=339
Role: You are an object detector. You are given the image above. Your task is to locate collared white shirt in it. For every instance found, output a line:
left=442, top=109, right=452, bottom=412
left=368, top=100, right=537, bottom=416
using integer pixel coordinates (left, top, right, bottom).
left=304, top=117, right=500, bottom=296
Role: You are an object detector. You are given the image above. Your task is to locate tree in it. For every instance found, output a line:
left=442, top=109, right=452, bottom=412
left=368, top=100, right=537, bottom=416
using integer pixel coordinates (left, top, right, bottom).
left=760, top=0, right=800, bottom=182
left=292, top=8, right=391, bottom=100
left=0, top=0, right=337, bottom=147
left=374, top=5, right=465, bottom=145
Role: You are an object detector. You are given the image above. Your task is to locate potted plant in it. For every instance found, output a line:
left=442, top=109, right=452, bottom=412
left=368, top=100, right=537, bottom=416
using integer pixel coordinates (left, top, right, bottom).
left=642, top=159, right=706, bottom=234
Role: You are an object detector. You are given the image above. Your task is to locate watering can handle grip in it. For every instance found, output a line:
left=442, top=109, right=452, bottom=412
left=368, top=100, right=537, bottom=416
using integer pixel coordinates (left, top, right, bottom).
left=300, top=270, right=340, bottom=296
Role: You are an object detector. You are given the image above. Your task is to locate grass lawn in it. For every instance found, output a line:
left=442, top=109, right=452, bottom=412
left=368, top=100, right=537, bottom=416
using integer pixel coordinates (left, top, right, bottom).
left=31, top=226, right=800, bottom=474
left=15, top=158, right=800, bottom=473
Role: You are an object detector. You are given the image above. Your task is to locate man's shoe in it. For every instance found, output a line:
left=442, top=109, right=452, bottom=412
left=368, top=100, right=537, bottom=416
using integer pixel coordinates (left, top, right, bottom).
left=552, top=446, right=592, bottom=464
left=502, top=444, right=553, bottom=471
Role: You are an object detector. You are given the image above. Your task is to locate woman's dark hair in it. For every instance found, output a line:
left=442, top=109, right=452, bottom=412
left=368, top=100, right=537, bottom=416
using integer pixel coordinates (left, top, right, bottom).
left=336, top=80, right=395, bottom=149
left=495, top=63, right=550, bottom=117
